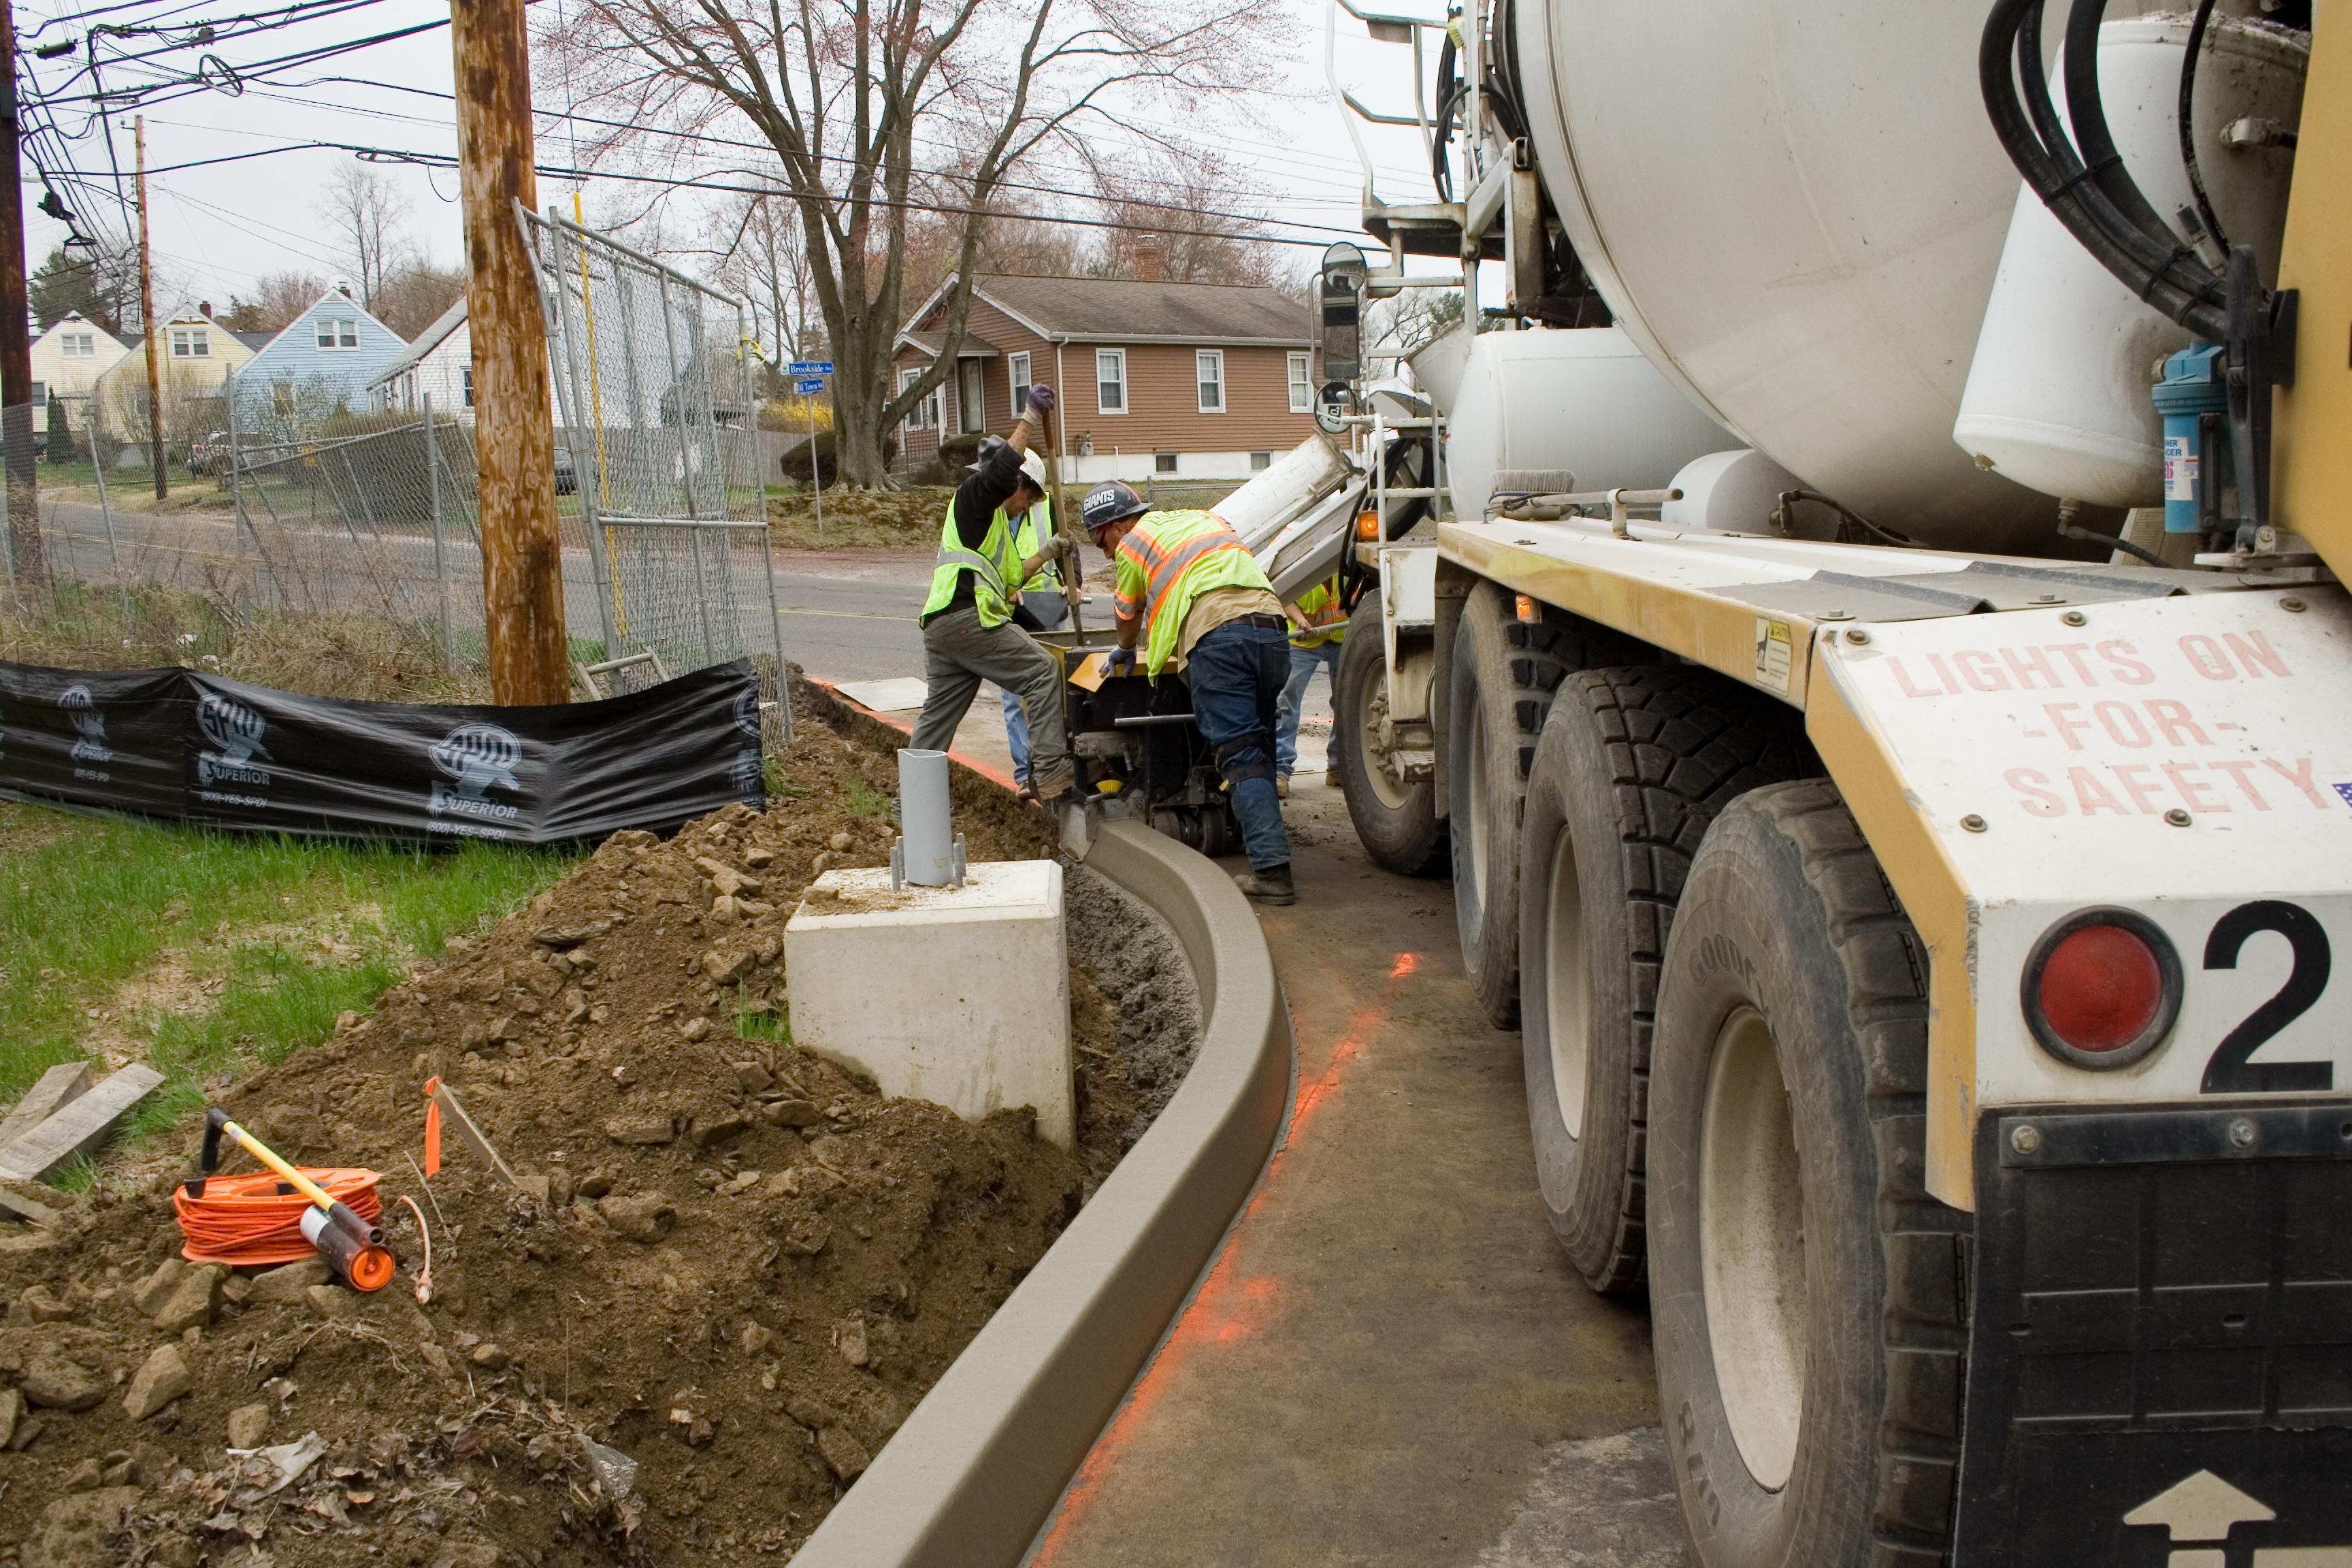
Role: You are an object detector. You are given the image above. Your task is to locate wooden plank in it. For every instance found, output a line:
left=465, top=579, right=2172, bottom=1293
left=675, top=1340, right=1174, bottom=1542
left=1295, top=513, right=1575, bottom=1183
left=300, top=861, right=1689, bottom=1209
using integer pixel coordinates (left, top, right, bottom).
left=0, top=1178, right=65, bottom=1228
left=0, top=1062, right=93, bottom=1149
left=0, top=1064, right=163, bottom=1182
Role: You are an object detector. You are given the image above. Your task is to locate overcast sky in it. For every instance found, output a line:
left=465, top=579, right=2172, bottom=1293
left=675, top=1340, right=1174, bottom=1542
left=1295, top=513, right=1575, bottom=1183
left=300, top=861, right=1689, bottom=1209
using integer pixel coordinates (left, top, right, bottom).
left=18, top=0, right=1457, bottom=325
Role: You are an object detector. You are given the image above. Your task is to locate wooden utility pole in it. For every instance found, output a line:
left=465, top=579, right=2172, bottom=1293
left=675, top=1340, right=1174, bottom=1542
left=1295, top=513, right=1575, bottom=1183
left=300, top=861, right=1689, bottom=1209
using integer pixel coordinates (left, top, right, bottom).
left=451, top=0, right=568, bottom=704
left=0, top=0, right=47, bottom=585
left=134, top=117, right=165, bottom=500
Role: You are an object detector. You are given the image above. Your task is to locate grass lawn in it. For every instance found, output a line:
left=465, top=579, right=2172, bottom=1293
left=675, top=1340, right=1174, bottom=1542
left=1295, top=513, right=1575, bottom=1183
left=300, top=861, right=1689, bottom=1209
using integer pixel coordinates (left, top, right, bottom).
left=0, top=799, right=578, bottom=1175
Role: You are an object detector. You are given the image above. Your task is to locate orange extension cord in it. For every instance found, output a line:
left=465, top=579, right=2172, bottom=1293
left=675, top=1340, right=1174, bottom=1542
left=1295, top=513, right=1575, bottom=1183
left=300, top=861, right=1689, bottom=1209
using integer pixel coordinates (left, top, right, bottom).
left=173, top=1168, right=385, bottom=1268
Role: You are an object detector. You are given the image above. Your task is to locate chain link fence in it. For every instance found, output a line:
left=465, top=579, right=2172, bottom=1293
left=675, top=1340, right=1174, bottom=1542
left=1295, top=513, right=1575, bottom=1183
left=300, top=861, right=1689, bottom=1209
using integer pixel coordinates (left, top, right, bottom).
left=3, top=222, right=787, bottom=737
left=524, top=205, right=783, bottom=721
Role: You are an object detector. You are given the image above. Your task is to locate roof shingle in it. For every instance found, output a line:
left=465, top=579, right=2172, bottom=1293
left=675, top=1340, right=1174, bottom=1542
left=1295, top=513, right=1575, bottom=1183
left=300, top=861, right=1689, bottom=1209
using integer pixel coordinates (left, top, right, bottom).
left=970, top=274, right=1307, bottom=344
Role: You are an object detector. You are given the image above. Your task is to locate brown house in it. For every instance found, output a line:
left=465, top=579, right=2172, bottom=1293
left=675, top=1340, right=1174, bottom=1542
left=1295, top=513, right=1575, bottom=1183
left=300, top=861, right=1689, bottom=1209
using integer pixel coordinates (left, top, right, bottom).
left=892, top=273, right=1317, bottom=483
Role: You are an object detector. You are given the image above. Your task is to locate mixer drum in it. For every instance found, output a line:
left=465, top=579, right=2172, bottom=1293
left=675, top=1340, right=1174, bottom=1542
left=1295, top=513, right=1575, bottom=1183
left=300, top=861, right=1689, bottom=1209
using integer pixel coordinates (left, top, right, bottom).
left=1509, top=0, right=2061, bottom=553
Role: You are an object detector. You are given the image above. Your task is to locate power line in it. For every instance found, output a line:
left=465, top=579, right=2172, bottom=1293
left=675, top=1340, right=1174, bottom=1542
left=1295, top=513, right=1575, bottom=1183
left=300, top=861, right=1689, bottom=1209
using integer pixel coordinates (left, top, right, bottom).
left=54, top=133, right=1377, bottom=248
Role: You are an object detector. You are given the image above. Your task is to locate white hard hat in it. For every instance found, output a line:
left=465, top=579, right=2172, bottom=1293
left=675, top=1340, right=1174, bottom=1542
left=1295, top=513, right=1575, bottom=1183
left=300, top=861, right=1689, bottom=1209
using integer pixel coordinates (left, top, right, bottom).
left=1018, top=450, right=1048, bottom=491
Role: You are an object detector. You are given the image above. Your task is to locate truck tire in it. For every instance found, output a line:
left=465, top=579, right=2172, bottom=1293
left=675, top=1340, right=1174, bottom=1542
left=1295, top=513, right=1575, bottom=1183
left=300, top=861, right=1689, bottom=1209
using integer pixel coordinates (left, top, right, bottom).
left=1648, top=782, right=1965, bottom=1568
left=1516, top=667, right=1814, bottom=1294
left=1334, top=595, right=1446, bottom=877
left=1448, top=585, right=1645, bottom=1027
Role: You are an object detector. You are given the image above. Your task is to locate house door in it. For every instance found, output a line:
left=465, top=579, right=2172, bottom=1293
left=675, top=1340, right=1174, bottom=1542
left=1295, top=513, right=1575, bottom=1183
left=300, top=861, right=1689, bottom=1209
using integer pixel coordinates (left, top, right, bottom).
left=958, top=360, right=986, bottom=434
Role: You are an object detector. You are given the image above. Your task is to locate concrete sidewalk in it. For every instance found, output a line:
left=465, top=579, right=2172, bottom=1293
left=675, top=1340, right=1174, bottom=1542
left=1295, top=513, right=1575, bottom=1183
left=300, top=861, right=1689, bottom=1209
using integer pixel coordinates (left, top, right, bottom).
left=1023, top=787, right=1690, bottom=1568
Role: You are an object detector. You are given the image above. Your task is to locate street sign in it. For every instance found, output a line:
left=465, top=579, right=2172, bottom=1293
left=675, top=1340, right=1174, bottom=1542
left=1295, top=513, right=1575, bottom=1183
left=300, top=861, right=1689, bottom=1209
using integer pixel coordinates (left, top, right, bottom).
left=787, top=361, right=834, bottom=376
left=793, top=378, right=826, bottom=394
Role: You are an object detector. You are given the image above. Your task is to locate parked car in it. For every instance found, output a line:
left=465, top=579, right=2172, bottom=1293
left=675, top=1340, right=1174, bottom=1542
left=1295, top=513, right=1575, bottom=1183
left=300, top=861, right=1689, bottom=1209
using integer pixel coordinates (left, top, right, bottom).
left=554, top=444, right=577, bottom=495
left=186, top=431, right=231, bottom=476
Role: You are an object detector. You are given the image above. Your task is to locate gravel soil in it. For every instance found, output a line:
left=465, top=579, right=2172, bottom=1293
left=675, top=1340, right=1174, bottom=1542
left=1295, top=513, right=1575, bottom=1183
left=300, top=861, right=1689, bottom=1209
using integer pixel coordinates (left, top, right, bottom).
left=0, top=679, right=1200, bottom=1567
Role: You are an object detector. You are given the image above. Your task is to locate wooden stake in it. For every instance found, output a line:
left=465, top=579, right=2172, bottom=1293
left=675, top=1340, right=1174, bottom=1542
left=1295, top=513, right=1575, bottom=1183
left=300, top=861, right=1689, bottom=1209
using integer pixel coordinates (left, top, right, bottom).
left=0, top=0, right=44, bottom=584
left=134, top=118, right=166, bottom=502
left=451, top=0, right=569, bottom=704
left=1041, top=407, right=1084, bottom=635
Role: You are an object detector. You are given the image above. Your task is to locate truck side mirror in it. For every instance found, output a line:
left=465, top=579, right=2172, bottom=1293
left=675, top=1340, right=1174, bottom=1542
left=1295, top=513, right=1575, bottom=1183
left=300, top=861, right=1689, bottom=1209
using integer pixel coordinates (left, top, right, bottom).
left=1319, top=242, right=1370, bottom=385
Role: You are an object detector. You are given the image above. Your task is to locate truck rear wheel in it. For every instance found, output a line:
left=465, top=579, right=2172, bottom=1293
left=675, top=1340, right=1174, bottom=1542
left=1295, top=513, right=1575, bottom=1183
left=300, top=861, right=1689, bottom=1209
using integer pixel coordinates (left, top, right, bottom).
left=1447, top=587, right=1644, bottom=1027
left=1335, top=595, right=1446, bottom=877
left=1648, top=782, right=1964, bottom=1568
left=1516, top=667, right=1813, bottom=1294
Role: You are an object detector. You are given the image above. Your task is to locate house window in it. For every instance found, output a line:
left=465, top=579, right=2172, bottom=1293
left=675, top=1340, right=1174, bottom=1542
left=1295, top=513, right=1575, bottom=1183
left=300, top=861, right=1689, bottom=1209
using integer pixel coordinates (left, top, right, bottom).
left=1008, top=352, right=1031, bottom=419
left=1196, top=350, right=1225, bottom=414
left=60, top=333, right=93, bottom=359
left=1096, top=348, right=1126, bottom=414
left=170, top=327, right=210, bottom=358
left=1154, top=452, right=1178, bottom=474
left=958, top=360, right=985, bottom=436
left=1288, top=351, right=1312, bottom=414
left=1250, top=451, right=1272, bottom=471
left=461, top=365, right=475, bottom=408
left=317, top=318, right=358, bottom=350
left=900, top=368, right=941, bottom=432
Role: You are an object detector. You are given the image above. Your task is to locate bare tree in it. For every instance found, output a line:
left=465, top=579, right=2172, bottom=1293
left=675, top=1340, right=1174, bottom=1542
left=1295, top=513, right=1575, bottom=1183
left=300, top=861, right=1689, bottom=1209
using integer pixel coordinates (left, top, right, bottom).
left=709, top=193, right=819, bottom=373
left=1093, top=157, right=1283, bottom=285
left=370, top=261, right=470, bottom=339
left=553, top=0, right=1281, bottom=488
left=218, top=271, right=329, bottom=334
left=315, top=163, right=416, bottom=312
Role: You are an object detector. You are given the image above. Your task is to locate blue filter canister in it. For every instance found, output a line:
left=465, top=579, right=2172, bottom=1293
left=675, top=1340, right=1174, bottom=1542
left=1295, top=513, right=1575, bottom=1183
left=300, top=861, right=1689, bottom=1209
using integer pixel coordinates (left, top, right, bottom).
left=2151, top=344, right=2227, bottom=535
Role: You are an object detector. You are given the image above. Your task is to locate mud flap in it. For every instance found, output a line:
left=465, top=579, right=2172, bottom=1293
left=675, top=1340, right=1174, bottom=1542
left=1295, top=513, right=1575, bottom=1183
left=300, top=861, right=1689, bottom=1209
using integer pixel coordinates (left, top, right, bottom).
left=1954, top=1102, right=2352, bottom=1565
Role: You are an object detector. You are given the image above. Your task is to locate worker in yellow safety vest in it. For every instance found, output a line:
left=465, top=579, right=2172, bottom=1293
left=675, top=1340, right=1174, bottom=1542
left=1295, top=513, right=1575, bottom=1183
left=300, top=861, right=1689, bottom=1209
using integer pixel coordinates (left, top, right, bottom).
left=910, top=385, right=1078, bottom=800
left=1275, top=574, right=1347, bottom=798
left=1079, top=479, right=1296, bottom=904
left=994, top=485, right=1067, bottom=793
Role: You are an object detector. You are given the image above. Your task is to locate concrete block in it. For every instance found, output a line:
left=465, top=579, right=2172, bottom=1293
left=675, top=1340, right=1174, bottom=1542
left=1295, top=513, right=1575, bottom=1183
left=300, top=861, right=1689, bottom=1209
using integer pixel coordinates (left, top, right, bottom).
left=785, top=861, right=1071, bottom=1149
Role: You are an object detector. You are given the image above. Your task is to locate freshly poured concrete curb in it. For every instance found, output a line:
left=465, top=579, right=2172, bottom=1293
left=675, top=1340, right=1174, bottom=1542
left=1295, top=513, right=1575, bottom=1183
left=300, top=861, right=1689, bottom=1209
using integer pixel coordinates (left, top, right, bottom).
left=789, top=817, right=1291, bottom=1568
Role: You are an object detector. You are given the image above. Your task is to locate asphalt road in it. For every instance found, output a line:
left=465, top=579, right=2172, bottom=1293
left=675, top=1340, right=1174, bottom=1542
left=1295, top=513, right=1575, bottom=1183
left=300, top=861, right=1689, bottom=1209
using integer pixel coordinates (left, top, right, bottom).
left=31, top=497, right=934, bottom=686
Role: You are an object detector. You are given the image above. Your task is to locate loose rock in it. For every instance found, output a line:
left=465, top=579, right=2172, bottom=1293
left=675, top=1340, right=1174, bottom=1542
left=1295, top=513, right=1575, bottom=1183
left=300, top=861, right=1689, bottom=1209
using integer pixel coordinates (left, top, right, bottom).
left=124, top=1344, right=193, bottom=1419
left=150, top=1263, right=225, bottom=1333
left=20, top=1352, right=107, bottom=1411
left=244, top=1257, right=329, bottom=1303
left=816, top=1424, right=872, bottom=1481
left=226, top=1401, right=271, bottom=1448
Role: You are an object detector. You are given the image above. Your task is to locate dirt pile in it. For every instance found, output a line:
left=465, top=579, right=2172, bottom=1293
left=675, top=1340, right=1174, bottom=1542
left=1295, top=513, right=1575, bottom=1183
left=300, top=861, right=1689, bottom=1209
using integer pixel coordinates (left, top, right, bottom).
left=0, top=683, right=1178, bottom=1566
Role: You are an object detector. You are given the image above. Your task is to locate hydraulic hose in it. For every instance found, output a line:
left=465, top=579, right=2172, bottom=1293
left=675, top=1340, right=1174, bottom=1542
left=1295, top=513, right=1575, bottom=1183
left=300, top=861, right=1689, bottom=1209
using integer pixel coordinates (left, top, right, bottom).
left=1978, top=0, right=2228, bottom=341
left=1431, top=29, right=1459, bottom=204
left=2178, top=0, right=2229, bottom=255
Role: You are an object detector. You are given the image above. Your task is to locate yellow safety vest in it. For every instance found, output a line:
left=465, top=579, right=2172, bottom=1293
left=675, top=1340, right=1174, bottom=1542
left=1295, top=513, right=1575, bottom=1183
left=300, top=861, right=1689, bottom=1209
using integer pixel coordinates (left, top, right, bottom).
left=1111, top=510, right=1274, bottom=676
left=1289, top=576, right=1347, bottom=649
left=922, top=493, right=1052, bottom=629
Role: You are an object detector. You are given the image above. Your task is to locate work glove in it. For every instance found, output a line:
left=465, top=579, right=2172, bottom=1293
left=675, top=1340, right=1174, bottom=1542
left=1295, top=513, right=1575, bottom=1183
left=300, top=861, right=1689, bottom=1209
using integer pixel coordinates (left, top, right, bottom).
left=1103, top=647, right=1136, bottom=676
left=1026, top=384, right=1057, bottom=416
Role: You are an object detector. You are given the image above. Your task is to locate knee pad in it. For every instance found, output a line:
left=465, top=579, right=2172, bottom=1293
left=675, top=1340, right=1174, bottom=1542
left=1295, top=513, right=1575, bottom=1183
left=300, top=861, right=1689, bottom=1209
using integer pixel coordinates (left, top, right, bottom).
left=1214, top=732, right=1276, bottom=785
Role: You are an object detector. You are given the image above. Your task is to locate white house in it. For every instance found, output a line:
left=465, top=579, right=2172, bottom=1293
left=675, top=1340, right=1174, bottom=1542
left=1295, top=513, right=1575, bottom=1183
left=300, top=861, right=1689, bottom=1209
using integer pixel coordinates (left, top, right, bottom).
left=369, top=297, right=473, bottom=418
left=31, top=313, right=131, bottom=442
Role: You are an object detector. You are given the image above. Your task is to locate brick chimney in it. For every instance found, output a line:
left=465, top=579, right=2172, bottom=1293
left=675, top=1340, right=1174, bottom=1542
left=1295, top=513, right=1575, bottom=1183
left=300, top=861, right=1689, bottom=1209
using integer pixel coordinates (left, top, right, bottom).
left=199, top=301, right=214, bottom=318
left=1134, top=233, right=1164, bottom=282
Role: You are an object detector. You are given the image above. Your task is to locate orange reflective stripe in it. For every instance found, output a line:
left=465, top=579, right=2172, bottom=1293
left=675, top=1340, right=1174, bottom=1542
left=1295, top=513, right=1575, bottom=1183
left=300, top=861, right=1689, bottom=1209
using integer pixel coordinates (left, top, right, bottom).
left=1145, top=534, right=1246, bottom=624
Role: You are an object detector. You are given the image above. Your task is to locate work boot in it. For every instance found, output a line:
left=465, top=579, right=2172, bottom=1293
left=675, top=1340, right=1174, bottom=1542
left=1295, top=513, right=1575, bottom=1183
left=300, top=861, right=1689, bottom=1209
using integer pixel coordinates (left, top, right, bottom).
left=1234, top=864, right=1296, bottom=906
left=1276, top=774, right=1292, bottom=799
left=1032, top=765, right=1077, bottom=802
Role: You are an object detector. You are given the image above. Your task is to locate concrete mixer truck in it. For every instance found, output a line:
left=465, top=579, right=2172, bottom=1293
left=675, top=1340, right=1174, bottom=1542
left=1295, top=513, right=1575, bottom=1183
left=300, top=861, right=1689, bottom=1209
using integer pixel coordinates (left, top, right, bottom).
left=1308, top=1, right=2352, bottom=1563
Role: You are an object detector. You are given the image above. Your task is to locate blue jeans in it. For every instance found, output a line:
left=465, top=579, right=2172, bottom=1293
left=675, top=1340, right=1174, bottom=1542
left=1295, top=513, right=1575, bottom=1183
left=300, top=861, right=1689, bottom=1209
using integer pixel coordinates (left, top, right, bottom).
left=1276, top=640, right=1343, bottom=777
left=1000, top=684, right=1030, bottom=787
left=1186, top=618, right=1293, bottom=872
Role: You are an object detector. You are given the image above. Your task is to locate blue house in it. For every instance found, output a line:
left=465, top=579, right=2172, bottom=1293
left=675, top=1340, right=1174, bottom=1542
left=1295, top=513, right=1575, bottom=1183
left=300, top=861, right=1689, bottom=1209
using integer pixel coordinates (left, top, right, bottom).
left=230, top=285, right=408, bottom=435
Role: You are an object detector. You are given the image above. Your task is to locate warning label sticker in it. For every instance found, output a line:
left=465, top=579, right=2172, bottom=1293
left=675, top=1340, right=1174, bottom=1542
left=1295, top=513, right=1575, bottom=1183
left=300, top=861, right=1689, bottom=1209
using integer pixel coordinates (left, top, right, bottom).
left=1753, top=618, right=1793, bottom=694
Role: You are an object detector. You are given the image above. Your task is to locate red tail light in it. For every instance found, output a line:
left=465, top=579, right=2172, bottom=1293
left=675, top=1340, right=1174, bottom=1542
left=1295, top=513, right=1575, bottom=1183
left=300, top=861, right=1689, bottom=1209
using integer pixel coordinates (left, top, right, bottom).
left=2021, top=909, right=2180, bottom=1069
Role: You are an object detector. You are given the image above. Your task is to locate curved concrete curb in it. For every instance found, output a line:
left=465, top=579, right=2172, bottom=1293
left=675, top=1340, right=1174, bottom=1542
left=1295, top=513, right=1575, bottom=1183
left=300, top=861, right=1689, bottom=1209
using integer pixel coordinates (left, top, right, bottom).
left=789, top=815, right=1291, bottom=1568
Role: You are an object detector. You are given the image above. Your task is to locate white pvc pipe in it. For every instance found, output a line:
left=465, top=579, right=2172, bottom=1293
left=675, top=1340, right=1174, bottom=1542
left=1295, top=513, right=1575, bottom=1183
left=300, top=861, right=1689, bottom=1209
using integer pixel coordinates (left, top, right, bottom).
left=898, top=749, right=955, bottom=886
